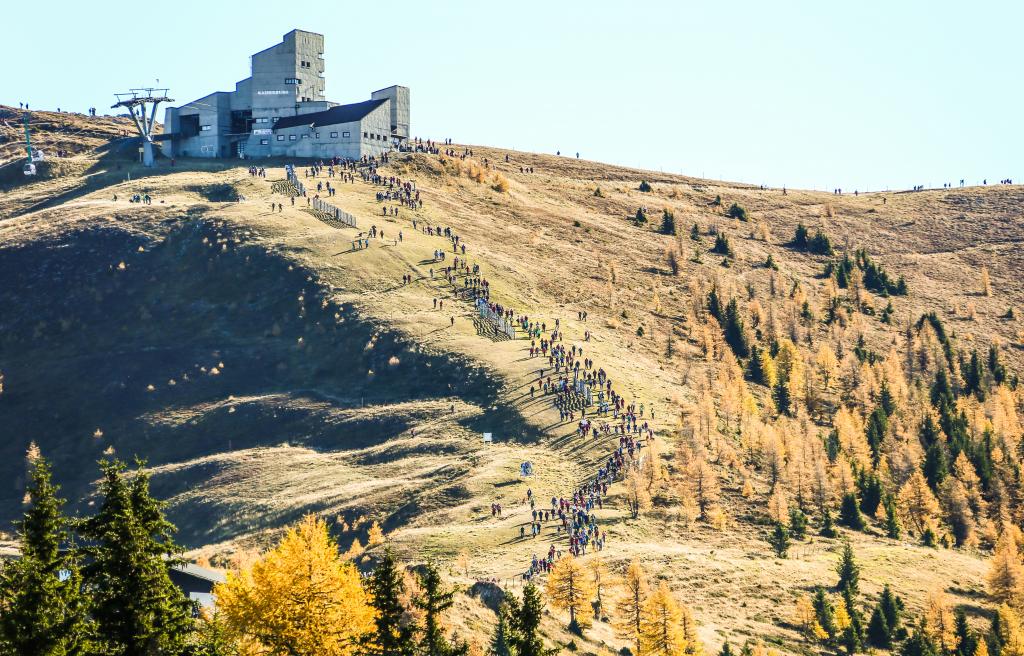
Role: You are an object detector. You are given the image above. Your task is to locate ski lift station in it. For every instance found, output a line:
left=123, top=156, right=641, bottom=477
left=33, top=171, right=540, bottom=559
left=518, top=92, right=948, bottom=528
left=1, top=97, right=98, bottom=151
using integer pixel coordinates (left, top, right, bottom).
left=160, top=29, right=409, bottom=160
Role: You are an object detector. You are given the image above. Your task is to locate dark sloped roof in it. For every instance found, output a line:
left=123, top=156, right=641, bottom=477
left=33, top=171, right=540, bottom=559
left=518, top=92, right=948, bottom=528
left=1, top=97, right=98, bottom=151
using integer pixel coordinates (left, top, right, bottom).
left=273, top=99, right=387, bottom=131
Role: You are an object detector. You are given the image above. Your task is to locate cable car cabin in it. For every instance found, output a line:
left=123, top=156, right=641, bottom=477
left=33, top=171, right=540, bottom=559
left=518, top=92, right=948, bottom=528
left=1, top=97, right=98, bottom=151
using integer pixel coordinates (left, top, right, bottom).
left=23, top=162, right=36, bottom=176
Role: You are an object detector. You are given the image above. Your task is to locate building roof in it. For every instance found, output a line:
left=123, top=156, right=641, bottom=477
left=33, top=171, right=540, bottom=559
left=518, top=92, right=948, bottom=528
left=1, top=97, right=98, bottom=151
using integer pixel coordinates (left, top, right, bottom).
left=273, top=99, right=387, bottom=131
left=170, top=562, right=227, bottom=584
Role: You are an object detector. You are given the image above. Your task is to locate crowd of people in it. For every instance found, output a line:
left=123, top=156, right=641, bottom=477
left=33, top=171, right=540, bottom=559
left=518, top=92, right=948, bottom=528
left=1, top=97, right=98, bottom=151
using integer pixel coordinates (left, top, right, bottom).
left=519, top=426, right=650, bottom=581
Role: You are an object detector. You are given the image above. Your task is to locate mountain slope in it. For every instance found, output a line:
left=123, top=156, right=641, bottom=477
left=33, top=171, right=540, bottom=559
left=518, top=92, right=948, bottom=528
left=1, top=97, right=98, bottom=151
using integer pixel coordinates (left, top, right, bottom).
left=1, top=114, right=1021, bottom=653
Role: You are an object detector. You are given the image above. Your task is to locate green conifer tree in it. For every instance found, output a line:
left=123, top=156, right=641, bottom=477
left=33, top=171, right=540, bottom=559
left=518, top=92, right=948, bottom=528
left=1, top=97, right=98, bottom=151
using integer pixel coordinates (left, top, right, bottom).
left=769, top=522, right=791, bottom=558
left=867, top=604, right=892, bottom=649
left=839, top=588, right=864, bottom=655
left=954, top=608, right=976, bottom=656
left=491, top=602, right=518, bottom=656
left=812, top=587, right=838, bottom=639
left=510, top=582, right=554, bottom=656
left=365, top=549, right=416, bottom=655
left=415, top=562, right=468, bottom=656
left=878, top=585, right=904, bottom=639
left=78, top=460, right=192, bottom=656
left=840, top=492, right=867, bottom=531
left=789, top=508, right=808, bottom=541
left=821, top=508, right=838, bottom=538
left=901, top=622, right=940, bottom=656
left=836, top=543, right=860, bottom=596
left=0, top=454, right=93, bottom=656
left=884, top=496, right=902, bottom=540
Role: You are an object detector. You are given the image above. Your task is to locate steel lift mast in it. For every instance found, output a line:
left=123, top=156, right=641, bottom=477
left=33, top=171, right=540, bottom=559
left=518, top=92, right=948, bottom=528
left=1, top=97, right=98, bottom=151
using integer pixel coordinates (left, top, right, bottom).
left=112, top=88, right=173, bottom=167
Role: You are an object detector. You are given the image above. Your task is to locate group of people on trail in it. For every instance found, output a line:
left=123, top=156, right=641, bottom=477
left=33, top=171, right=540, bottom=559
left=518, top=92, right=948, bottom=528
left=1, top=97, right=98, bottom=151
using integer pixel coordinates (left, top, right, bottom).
left=248, top=166, right=267, bottom=178
left=408, top=137, right=441, bottom=155
left=519, top=425, right=648, bottom=581
left=481, top=303, right=654, bottom=582
left=315, top=180, right=338, bottom=197
left=373, top=175, right=422, bottom=211
left=444, top=147, right=476, bottom=159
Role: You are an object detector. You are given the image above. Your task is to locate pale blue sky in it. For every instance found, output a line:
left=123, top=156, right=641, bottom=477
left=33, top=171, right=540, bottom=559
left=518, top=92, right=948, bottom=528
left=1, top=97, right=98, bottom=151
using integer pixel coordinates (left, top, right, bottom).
left=2, top=0, right=1019, bottom=190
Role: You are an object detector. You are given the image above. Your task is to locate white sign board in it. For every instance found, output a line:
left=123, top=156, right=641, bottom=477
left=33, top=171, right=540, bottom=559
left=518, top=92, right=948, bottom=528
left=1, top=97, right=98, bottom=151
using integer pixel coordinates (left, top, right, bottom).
left=482, top=432, right=493, bottom=443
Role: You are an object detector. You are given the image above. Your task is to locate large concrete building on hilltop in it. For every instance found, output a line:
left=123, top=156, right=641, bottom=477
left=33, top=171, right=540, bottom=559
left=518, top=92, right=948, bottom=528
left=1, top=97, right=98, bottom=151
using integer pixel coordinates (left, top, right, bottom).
left=161, top=29, right=408, bottom=160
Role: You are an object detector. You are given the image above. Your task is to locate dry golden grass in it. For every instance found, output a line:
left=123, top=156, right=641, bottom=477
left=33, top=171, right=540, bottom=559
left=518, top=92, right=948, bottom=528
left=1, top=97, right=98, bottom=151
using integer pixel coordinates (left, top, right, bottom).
left=2, top=123, right=1022, bottom=653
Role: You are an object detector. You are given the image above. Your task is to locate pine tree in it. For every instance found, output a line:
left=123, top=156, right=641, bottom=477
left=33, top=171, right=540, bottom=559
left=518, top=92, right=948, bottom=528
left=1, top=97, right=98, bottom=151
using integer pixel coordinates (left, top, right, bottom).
left=661, top=209, right=677, bottom=235
left=836, top=543, right=860, bottom=596
left=510, top=582, right=554, bottom=656
left=902, top=622, right=941, bottom=656
left=812, top=587, right=838, bottom=639
left=789, top=508, right=808, bottom=541
left=956, top=608, right=978, bottom=656
left=924, top=441, right=950, bottom=490
left=365, top=549, right=416, bottom=655
left=857, top=470, right=884, bottom=517
left=415, top=562, right=468, bottom=656
left=878, top=585, right=904, bottom=639
left=0, top=455, right=93, bottom=656
left=719, top=641, right=735, bottom=656
left=712, top=233, right=733, bottom=257
left=885, top=496, right=903, bottom=539
left=821, top=508, right=839, bottom=538
left=727, top=203, right=748, bottom=221
left=793, top=223, right=810, bottom=249
left=838, top=589, right=864, bottom=655
left=79, top=459, right=193, bottom=656
left=769, top=522, right=791, bottom=558
left=722, top=299, right=751, bottom=358
left=865, top=406, right=889, bottom=466
left=868, top=604, right=893, bottom=649
left=491, top=603, right=517, bottom=656
left=840, top=492, right=867, bottom=531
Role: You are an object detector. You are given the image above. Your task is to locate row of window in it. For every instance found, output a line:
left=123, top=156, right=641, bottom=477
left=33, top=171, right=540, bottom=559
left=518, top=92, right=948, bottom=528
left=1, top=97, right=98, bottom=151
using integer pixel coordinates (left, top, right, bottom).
left=285, top=77, right=301, bottom=85
left=269, top=130, right=354, bottom=142
left=300, top=60, right=313, bottom=68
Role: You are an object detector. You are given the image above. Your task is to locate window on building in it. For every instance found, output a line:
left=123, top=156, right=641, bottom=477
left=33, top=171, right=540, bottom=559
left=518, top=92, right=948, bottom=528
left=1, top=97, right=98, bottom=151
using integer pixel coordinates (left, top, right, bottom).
left=277, top=135, right=284, bottom=141
left=289, top=135, right=297, bottom=141
left=285, top=78, right=300, bottom=85
left=255, top=117, right=269, bottom=124
left=272, top=117, right=279, bottom=123
left=260, top=139, right=269, bottom=145
left=301, top=134, right=309, bottom=139
left=200, top=125, right=212, bottom=131
left=363, top=132, right=368, bottom=138
left=315, top=133, right=320, bottom=139
left=342, top=131, right=350, bottom=138
left=330, top=131, right=338, bottom=138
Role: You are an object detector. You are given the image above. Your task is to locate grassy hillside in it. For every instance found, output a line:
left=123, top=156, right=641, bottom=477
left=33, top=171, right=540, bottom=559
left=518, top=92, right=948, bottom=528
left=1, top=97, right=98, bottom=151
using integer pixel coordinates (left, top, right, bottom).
left=1, top=110, right=1021, bottom=653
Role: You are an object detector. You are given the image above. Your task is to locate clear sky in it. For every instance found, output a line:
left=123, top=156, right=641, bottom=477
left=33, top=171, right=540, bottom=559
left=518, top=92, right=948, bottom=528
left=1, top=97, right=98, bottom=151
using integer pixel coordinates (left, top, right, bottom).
left=2, top=0, right=1019, bottom=190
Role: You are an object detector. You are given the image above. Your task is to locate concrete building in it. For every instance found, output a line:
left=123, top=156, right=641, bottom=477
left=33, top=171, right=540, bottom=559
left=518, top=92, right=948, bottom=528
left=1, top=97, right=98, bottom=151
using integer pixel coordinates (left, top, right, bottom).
left=161, top=29, right=409, bottom=160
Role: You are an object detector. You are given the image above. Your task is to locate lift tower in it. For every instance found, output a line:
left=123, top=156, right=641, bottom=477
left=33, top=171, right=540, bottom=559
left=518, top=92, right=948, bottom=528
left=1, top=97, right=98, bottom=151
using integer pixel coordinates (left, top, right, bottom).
left=112, top=88, right=172, bottom=167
